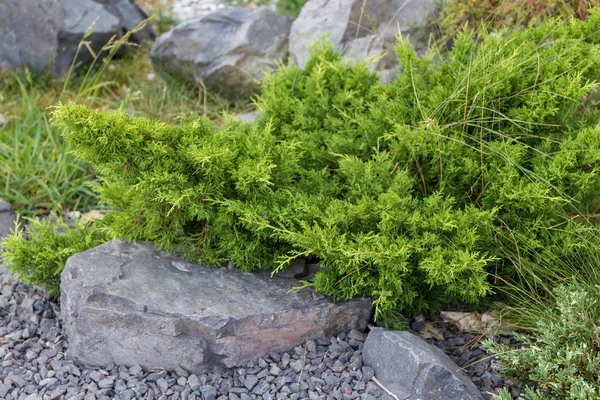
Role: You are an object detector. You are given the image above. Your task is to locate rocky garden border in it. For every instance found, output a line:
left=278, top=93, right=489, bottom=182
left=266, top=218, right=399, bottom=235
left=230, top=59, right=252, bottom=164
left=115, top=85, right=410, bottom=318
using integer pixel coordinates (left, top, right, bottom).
left=0, top=201, right=519, bottom=400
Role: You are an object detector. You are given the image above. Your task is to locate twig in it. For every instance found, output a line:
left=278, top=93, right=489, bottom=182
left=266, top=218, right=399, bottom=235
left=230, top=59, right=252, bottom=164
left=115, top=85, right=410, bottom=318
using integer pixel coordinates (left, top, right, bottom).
left=372, top=376, right=401, bottom=400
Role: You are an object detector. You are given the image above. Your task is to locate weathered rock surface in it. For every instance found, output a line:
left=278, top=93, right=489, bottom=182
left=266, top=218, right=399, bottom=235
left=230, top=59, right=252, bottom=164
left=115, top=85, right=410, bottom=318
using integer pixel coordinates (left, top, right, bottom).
left=150, top=7, right=293, bottom=98
left=289, top=0, right=437, bottom=77
left=61, top=240, right=372, bottom=373
left=363, top=328, right=483, bottom=400
left=0, top=200, right=17, bottom=241
left=0, top=0, right=154, bottom=76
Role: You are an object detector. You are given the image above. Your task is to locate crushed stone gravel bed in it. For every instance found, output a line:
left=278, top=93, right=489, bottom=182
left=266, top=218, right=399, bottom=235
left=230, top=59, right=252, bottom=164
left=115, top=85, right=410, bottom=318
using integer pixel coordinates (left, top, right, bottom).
left=0, top=265, right=518, bottom=400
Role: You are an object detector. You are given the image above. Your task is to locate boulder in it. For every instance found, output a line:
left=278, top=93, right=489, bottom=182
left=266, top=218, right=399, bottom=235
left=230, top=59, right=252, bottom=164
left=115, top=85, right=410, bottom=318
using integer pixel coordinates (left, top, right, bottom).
left=150, top=7, right=293, bottom=98
left=289, top=0, right=437, bottom=76
left=0, top=201, right=17, bottom=241
left=0, top=0, right=154, bottom=77
left=61, top=240, right=372, bottom=373
left=0, top=0, right=60, bottom=73
left=363, top=328, right=483, bottom=400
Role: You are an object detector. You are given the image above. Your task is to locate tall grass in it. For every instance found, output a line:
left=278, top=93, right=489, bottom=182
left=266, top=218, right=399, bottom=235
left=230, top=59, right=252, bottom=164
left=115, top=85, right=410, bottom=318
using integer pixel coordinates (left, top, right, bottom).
left=0, top=16, right=241, bottom=216
left=490, top=230, right=600, bottom=330
left=0, top=20, right=150, bottom=215
left=0, top=78, right=95, bottom=215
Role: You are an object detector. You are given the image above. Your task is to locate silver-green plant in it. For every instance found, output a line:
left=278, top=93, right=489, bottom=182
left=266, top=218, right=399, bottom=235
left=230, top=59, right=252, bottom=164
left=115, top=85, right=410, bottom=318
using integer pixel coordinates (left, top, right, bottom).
left=485, top=281, right=600, bottom=399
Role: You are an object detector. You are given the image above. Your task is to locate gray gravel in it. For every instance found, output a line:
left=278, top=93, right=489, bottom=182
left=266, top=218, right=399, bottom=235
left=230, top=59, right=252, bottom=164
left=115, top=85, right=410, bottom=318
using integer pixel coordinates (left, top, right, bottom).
left=0, top=262, right=518, bottom=400
left=0, top=265, right=395, bottom=400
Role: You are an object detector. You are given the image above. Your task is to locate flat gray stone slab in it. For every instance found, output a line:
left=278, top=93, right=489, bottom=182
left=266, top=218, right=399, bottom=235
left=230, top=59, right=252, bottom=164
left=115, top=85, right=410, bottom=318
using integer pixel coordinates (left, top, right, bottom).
left=363, top=328, right=483, bottom=400
left=61, top=240, right=372, bottom=373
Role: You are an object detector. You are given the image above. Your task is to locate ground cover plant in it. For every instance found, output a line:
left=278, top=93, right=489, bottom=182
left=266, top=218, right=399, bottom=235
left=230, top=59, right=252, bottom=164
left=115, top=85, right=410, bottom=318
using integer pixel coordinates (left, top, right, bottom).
left=484, top=243, right=600, bottom=399
left=38, top=10, right=600, bottom=324
left=487, top=284, right=600, bottom=399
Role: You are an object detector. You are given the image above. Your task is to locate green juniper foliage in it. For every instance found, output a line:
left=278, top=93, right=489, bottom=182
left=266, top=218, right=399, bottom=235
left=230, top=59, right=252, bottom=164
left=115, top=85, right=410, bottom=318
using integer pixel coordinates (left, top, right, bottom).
left=0, top=217, right=108, bottom=297
left=485, top=282, right=600, bottom=400
left=49, top=10, right=600, bottom=319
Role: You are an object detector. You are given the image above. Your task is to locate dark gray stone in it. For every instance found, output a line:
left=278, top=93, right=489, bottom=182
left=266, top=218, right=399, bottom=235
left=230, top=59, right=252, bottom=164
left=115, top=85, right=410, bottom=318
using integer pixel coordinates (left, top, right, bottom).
left=362, top=328, right=483, bottom=400
left=244, top=375, right=258, bottom=391
left=0, top=0, right=61, bottom=73
left=200, top=385, right=217, bottom=400
left=97, top=378, right=114, bottom=389
left=0, top=0, right=154, bottom=76
left=150, top=7, right=292, bottom=99
left=188, top=374, right=201, bottom=391
left=156, top=378, right=169, bottom=393
left=0, top=384, right=11, bottom=398
left=0, top=200, right=17, bottom=241
left=48, top=388, right=66, bottom=400
left=60, top=240, right=372, bottom=373
left=136, top=381, right=149, bottom=395
left=129, top=365, right=143, bottom=376
left=289, top=0, right=437, bottom=79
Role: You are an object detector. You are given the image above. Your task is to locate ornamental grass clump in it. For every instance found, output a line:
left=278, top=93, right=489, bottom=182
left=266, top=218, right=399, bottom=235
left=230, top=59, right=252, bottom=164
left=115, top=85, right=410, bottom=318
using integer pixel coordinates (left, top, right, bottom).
left=46, top=9, right=600, bottom=320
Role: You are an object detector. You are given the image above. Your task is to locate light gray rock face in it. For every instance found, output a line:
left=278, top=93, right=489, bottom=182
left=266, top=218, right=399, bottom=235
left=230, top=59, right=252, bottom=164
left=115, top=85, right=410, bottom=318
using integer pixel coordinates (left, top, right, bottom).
left=363, top=328, right=483, bottom=400
left=289, top=0, right=437, bottom=77
left=61, top=240, right=372, bottom=373
left=150, top=7, right=293, bottom=98
left=0, top=0, right=154, bottom=76
left=0, top=200, right=17, bottom=241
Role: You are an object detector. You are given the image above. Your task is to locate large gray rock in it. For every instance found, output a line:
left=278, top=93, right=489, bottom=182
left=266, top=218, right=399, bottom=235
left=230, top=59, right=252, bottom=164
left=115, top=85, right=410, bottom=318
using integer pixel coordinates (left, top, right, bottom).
left=0, top=0, right=61, bottom=73
left=0, top=200, right=17, bottom=241
left=61, top=240, right=372, bottom=373
left=289, top=0, right=437, bottom=76
left=0, top=0, right=154, bottom=77
left=363, top=328, right=483, bottom=400
left=150, top=7, right=293, bottom=98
